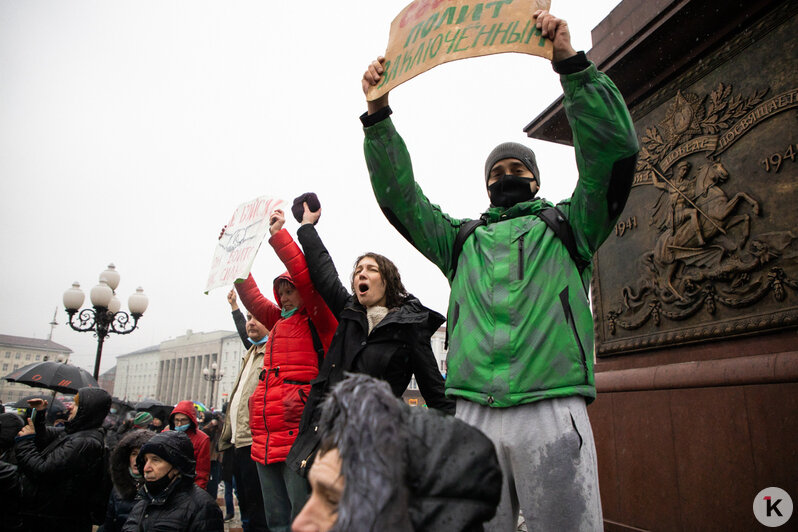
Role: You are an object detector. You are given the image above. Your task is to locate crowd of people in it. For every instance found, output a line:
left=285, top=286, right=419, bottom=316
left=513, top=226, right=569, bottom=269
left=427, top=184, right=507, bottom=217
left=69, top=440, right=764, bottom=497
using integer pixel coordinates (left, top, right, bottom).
left=0, top=10, right=638, bottom=532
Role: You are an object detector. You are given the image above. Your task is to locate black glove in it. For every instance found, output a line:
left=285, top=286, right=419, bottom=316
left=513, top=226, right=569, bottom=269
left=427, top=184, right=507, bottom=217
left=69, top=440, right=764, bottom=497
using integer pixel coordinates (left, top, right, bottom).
left=291, top=192, right=321, bottom=224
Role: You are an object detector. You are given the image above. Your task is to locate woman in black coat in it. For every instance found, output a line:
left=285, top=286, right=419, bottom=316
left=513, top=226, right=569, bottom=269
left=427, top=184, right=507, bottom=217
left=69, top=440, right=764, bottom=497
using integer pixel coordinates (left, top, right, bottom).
left=15, top=387, right=111, bottom=532
left=286, top=201, right=455, bottom=476
left=104, top=429, right=154, bottom=532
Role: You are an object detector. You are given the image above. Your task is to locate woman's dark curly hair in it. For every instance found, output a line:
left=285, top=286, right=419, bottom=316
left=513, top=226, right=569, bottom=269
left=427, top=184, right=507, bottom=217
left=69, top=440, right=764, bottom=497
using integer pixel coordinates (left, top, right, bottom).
left=350, top=253, right=408, bottom=309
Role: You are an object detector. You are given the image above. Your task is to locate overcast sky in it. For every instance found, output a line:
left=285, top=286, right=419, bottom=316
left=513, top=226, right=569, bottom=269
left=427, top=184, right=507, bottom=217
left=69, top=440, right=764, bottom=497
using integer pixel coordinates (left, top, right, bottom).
left=0, top=0, right=621, bottom=374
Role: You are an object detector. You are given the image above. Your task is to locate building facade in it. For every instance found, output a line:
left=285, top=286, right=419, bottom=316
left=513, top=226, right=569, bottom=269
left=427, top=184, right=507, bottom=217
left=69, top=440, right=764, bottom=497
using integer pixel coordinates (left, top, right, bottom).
left=0, top=334, right=73, bottom=405
left=114, top=345, right=161, bottom=402
left=114, top=329, right=246, bottom=410
left=98, top=365, right=116, bottom=395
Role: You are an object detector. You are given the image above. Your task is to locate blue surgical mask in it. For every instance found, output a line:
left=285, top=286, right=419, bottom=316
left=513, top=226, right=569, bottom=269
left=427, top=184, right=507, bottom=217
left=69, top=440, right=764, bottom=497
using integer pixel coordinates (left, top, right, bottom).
left=252, top=335, right=269, bottom=345
left=281, top=307, right=298, bottom=319
left=174, top=423, right=190, bottom=432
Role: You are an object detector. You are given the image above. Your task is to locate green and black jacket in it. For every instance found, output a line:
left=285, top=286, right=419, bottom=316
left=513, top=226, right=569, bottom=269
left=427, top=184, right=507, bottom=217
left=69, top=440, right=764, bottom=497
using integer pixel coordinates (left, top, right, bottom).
left=362, top=61, right=639, bottom=408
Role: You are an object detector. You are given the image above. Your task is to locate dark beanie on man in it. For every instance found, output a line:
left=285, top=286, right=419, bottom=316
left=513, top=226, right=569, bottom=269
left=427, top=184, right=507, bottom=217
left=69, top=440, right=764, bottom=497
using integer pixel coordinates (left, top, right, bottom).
left=484, top=142, right=540, bottom=185
left=137, top=430, right=196, bottom=479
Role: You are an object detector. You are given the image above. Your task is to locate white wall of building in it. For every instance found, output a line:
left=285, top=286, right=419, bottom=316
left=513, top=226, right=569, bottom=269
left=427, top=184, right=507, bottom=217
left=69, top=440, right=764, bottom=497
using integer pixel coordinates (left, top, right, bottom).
left=114, top=347, right=160, bottom=402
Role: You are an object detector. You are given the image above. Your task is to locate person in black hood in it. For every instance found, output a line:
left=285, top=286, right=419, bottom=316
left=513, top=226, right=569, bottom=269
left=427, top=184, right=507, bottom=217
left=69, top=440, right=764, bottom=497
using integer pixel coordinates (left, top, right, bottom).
left=1, top=412, right=25, bottom=531
left=105, top=429, right=154, bottom=532
left=286, top=197, right=454, bottom=478
left=292, top=374, right=501, bottom=532
left=122, top=430, right=224, bottom=532
left=15, top=387, right=112, bottom=532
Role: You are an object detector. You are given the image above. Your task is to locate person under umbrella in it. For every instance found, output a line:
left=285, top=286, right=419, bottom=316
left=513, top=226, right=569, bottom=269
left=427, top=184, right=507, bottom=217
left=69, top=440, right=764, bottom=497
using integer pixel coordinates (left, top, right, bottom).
left=15, top=387, right=112, bottom=532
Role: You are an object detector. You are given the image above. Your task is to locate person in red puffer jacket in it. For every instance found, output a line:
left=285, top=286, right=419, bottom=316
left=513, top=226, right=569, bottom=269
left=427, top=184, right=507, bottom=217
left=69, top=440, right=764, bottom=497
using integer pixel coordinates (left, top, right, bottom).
left=168, top=400, right=211, bottom=490
left=236, top=208, right=336, bottom=532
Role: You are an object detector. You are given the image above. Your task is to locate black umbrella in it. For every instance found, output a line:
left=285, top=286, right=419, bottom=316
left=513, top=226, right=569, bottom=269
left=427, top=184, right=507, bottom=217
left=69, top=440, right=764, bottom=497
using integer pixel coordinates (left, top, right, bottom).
left=10, top=395, right=67, bottom=410
left=135, top=400, right=173, bottom=423
left=3, top=361, right=99, bottom=394
left=111, top=397, right=135, bottom=413
left=134, top=398, right=165, bottom=410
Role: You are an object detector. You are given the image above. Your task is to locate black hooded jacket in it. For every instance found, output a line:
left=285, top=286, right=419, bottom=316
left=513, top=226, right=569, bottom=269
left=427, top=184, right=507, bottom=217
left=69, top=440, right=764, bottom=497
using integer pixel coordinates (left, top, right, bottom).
left=287, top=224, right=454, bottom=476
left=318, top=374, right=501, bottom=532
left=122, top=431, right=223, bottom=532
left=16, top=387, right=111, bottom=526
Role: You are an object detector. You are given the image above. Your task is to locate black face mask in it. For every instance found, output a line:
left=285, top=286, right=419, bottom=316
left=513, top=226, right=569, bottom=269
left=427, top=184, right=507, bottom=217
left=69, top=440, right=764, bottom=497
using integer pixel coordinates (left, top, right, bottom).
left=145, top=471, right=177, bottom=496
left=487, top=175, right=537, bottom=208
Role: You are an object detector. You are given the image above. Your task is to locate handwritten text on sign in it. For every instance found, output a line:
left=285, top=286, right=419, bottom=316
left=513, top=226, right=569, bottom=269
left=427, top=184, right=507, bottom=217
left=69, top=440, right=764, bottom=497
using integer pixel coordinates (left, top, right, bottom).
left=204, top=196, right=284, bottom=294
left=368, top=0, right=552, bottom=100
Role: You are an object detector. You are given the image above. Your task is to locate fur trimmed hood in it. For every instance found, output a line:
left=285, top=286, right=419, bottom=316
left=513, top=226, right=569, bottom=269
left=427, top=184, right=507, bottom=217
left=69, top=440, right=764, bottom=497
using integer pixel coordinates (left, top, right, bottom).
left=318, top=374, right=501, bottom=532
left=110, top=429, right=154, bottom=500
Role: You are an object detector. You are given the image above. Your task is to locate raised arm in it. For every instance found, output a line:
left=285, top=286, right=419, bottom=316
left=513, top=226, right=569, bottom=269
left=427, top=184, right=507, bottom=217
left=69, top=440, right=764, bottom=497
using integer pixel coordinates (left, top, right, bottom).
left=295, top=204, right=351, bottom=318
left=533, top=11, right=639, bottom=255
left=268, top=209, right=338, bottom=342
left=361, top=58, right=463, bottom=277
left=228, top=289, right=252, bottom=349
left=235, top=274, right=281, bottom=330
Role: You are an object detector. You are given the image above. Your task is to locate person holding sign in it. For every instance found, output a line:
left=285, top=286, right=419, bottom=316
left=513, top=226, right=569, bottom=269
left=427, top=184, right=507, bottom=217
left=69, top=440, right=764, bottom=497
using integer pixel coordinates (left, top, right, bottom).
left=235, top=209, right=337, bottom=532
left=360, top=10, right=639, bottom=532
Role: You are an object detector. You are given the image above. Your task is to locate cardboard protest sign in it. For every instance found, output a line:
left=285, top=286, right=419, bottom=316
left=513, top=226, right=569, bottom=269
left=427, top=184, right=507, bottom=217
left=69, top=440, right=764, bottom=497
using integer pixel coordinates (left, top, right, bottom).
left=368, top=0, right=552, bottom=101
left=204, top=196, right=285, bottom=294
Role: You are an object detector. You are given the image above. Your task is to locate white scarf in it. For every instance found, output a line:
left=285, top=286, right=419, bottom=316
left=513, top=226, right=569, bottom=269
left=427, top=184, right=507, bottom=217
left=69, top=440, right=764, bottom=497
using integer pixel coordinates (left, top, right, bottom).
left=366, top=306, right=390, bottom=334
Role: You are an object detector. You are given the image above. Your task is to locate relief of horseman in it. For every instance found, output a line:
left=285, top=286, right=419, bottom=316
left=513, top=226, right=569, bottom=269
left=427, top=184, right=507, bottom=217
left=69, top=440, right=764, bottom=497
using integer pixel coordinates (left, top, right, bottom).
left=648, top=158, right=760, bottom=300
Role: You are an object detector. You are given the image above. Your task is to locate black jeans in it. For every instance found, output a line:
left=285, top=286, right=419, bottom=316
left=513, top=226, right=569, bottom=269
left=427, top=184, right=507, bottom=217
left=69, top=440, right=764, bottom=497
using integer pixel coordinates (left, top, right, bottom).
left=234, top=445, right=270, bottom=532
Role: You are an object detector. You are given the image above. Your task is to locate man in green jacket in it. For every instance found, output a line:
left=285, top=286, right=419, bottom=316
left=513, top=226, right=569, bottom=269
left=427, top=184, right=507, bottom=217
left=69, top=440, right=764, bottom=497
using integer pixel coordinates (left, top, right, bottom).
left=360, top=10, right=639, bottom=532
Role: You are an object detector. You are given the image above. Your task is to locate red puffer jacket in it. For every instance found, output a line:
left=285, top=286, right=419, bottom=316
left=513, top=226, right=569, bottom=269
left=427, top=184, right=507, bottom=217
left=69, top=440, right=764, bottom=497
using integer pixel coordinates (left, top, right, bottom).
left=236, top=229, right=337, bottom=464
left=168, top=400, right=211, bottom=489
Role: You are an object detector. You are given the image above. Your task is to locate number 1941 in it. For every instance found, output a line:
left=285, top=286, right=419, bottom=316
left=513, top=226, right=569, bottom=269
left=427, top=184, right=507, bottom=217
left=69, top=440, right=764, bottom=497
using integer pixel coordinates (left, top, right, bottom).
left=761, top=143, right=796, bottom=173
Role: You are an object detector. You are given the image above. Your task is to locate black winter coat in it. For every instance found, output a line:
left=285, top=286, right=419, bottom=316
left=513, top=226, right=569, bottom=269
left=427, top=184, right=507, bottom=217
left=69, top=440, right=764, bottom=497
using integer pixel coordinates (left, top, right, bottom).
left=122, top=477, right=223, bottom=532
left=0, top=457, right=23, bottom=531
left=286, top=224, right=455, bottom=476
left=105, top=487, right=138, bottom=532
left=16, top=387, right=110, bottom=529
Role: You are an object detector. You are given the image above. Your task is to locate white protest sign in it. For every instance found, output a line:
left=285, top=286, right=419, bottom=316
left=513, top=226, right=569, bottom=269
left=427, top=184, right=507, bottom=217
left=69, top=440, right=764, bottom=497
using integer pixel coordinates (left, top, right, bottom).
left=204, top=196, right=285, bottom=294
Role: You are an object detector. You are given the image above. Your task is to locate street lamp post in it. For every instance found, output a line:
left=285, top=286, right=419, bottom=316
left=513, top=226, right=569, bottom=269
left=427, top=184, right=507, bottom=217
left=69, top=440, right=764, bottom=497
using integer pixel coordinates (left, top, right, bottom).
left=202, top=362, right=224, bottom=410
left=63, top=263, right=149, bottom=380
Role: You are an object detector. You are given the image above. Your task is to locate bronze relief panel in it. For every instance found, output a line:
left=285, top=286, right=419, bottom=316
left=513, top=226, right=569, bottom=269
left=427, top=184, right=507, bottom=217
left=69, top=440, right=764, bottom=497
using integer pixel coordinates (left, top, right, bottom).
left=593, top=13, right=798, bottom=355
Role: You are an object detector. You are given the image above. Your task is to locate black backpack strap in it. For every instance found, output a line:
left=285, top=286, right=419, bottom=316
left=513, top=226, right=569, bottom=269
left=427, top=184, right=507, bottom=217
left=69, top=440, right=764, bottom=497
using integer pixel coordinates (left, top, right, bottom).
left=535, top=207, right=590, bottom=274
left=446, top=216, right=486, bottom=350
left=451, top=216, right=487, bottom=278
left=306, top=318, right=324, bottom=368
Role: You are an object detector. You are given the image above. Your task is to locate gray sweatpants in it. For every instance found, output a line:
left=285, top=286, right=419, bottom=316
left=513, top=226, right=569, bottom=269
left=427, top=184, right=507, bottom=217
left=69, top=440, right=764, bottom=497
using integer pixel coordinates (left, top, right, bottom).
left=456, top=396, right=603, bottom=532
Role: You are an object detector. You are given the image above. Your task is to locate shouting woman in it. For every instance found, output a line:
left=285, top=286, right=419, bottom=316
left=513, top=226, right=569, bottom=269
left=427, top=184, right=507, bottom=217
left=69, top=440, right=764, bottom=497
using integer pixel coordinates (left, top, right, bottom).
left=286, top=197, right=454, bottom=478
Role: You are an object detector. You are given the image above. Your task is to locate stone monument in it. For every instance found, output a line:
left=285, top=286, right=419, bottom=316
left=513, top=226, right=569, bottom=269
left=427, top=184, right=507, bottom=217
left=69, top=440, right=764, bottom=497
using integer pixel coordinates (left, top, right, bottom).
left=525, top=0, right=797, bottom=529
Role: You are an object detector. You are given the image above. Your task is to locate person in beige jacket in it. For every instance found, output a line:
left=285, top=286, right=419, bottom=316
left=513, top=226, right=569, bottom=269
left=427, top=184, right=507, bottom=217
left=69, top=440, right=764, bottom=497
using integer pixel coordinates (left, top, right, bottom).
left=219, top=289, right=269, bottom=532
